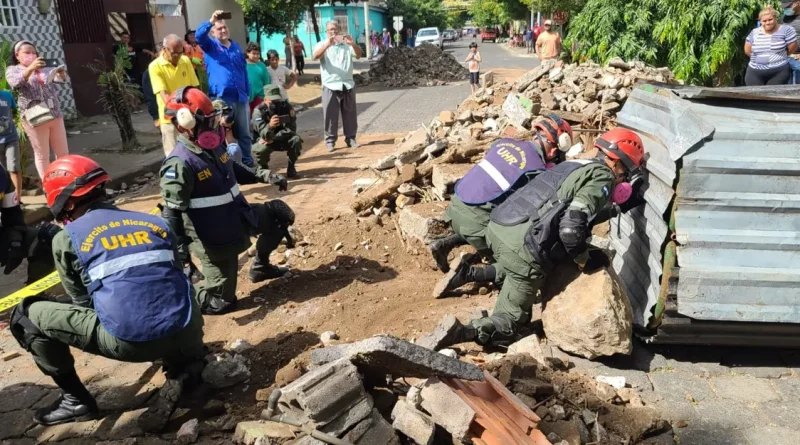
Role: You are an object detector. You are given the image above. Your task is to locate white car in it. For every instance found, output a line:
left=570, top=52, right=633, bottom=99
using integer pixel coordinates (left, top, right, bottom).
left=416, top=27, right=443, bottom=49
left=442, top=29, right=457, bottom=42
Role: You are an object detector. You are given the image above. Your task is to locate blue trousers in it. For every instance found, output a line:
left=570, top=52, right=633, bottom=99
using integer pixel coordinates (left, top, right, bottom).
left=788, top=57, right=800, bottom=84
left=216, top=99, right=253, bottom=166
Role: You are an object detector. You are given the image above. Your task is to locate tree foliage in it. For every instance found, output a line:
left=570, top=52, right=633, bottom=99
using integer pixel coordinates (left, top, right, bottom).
left=237, top=0, right=305, bottom=39
left=565, top=0, right=778, bottom=85
left=469, top=0, right=530, bottom=28
left=90, top=47, right=142, bottom=151
left=526, top=0, right=586, bottom=14
left=386, top=0, right=448, bottom=31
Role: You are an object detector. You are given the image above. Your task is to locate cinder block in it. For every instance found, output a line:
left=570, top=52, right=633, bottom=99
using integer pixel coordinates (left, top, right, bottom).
left=310, top=335, right=484, bottom=381
left=392, top=400, right=435, bottom=445
left=432, top=164, right=472, bottom=199
left=419, top=377, right=475, bottom=442
left=398, top=202, right=453, bottom=244
left=319, top=395, right=374, bottom=436
left=344, top=409, right=399, bottom=445
left=278, top=358, right=367, bottom=425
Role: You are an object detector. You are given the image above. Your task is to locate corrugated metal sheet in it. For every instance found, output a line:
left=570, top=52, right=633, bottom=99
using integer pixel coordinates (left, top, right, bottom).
left=612, top=86, right=800, bottom=326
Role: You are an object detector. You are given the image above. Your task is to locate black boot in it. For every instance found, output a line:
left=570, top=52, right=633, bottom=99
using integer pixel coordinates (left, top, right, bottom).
left=416, top=315, right=478, bottom=350
left=249, top=254, right=289, bottom=283
left=137, top=377, right=184, bottom=433
left=429, top=234, right=469, bottom=272
left=34, top=372, right=98, bottom=425
left=202, top=296, right=235, bottom=315
left=432, top=256, right=495, bottom=299
left=287, top=161, right=301, bottom=179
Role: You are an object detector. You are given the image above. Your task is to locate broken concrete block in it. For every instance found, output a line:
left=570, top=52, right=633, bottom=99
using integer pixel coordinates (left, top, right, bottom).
left=320, top=395, right=374, bottom=437
left=233, top=421, right=295, bottom=444
left=542, top=266, right=634, bottom=359
left=502, top=93, right=538, bottom=128
left=399, top=163, right=416, bottom=183
left=373, top=154, right=398, bottom=170
left=457, top=110, right=473, bottom=122
left=432, top=163, right=472, bottom=199
left=607, top=57, right=632, bottom=70
left=310, top=335, right=484, bottom=381
left=418, top=139, right=448, bottom=162
left=397, top=202, right=452, bottom=244
left=392, top=401, right=435, bottom=445
left=202, top=354, right=251, bottom=388
left=278, top=358, right=368, bottom=425
left=419, top=377, right=476, bottom=442
left=395, top=128, right=431, bottom=164
left=439, top=110, right=455, bottom=126
left=337, top=409, right=399, bottom=445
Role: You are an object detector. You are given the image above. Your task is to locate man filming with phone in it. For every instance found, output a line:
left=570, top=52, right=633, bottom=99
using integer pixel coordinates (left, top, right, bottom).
left=251, top=85, right=302, bottom=179
left=313, top=21, right=361, bottom=153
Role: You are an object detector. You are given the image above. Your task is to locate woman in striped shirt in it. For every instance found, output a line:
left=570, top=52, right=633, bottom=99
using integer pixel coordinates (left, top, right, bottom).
left=744, top=6, right=798, bottom=86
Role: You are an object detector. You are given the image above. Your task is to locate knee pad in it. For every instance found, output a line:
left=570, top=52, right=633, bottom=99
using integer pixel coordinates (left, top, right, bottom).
left=10, top=297, right=47, bottom=349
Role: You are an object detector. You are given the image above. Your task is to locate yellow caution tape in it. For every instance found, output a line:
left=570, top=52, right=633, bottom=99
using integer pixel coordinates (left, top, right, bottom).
left=0, top=206, right=163, bottom=313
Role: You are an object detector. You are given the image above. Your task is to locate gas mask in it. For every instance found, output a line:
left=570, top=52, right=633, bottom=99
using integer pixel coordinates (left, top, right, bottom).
left=611, top=166, right=644, bottom=205
left=196, top=126, right=224, bottom=150
left=175, top=107, right=222, bottom=150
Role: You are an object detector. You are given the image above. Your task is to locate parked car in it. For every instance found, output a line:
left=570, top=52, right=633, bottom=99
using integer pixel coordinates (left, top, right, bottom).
left=416, top=27, right=443, bottom=49
left=442, top=29, right=457, bottom=42
left=481, top=28, right=498, bottom=42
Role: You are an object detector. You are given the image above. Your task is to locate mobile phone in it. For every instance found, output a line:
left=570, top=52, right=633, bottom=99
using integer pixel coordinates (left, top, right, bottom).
left=334, top=35, right=345, bottom=44
left=278, top=115, right=292, bottom=124
left=219, top=11, right=232, bottom=19
left=43, top=59, right=60, bottom=67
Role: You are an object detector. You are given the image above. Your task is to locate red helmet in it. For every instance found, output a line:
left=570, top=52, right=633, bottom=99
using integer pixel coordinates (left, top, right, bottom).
left=532, top=113, right=574, bottom=152
left=164, top=87, right=221, bottom=149
left=595, top=128, right=645, bottom=169
left=43, top=155, right=110, bottom=218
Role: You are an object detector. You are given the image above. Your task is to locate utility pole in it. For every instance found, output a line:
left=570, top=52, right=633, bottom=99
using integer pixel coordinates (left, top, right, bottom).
left=364, top=1, right=371, bottom=58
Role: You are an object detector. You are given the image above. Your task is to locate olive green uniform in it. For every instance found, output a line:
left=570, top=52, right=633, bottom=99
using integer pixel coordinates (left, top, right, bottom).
left=472, top=163, right=615, bottom=344
left=21, top=205, right=205, bottom=377
left=251, top=103, right=302, bottom=170
left=160, top=138, right=284, bottom=310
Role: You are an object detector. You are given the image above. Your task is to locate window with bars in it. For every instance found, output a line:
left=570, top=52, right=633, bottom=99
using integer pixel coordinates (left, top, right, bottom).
left=334, top=10, right=349, bottom=35
left=0, top=0, right=19, bottom=28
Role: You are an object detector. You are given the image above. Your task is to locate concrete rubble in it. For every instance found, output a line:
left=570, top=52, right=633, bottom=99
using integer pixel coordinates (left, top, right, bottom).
left=365, top=45, right=469, bottom=87
left=202, top=354, right=251, bottom=389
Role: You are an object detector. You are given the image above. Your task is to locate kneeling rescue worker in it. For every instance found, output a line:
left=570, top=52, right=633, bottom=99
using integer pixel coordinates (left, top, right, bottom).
left=9, top=155, right=205, bottom=431
left=160, top=86, right=296, bottom=315
left=430, top=114, right=573, bottom=298
left=0, top=162, right=59, bottom=283
left=423, top=128, right=646, bottom=349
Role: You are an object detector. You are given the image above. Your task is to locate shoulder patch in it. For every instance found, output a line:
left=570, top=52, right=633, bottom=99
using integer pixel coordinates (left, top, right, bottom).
left=602, top=185, right=610, bottom=197
left=165, top=169, right=177, bottom=179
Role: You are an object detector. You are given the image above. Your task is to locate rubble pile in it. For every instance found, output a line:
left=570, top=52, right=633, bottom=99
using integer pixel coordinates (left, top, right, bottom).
left=366, top=45, right=469, bottom=87
left=513, top=57, right=677, bottom=129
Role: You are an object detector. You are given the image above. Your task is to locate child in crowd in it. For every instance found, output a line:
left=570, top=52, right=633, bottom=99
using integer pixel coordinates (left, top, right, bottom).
left=465, top=42, right=481, bottom=95
left=245, top=42, right=271, bottom=113
left=266, top=49, right=297, bottom=101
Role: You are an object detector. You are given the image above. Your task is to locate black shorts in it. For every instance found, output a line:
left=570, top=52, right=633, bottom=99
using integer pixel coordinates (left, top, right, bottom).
left=470, top=72, right=480, bottom=85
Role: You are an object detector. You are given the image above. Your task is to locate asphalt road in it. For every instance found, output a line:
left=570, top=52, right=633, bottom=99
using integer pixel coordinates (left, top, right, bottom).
left=297, top=39, right=539, bottom=137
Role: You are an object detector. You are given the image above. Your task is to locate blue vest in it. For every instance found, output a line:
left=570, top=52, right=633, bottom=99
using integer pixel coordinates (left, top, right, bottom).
left=65, top=207, right=193, bottom=342
left=167, top=142, right=255, bottom=248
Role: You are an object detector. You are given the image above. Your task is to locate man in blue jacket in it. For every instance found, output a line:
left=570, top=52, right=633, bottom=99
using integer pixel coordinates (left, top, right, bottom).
left=196, top=10, right=253, bottom=166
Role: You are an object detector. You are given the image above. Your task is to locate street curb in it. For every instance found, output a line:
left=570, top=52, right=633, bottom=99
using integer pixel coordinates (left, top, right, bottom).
left=295, top=95, right=323, bottom=110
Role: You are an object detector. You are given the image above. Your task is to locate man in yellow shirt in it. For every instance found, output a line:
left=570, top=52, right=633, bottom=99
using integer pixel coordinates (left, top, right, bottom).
left=149, top=34, right=200, bottom=156
left=535, top=20, right=562, bottom=61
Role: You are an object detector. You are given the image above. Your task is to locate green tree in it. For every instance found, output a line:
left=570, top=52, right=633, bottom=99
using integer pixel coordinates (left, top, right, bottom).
left=469, top=0, right=529, bottom=28
left=237, top=0, right=305, bottom=44
left=90, top=47, right=142, bottom=151
left=386, top=0, right=448, bottom=31
left=526, top=0, right=586, bottom=14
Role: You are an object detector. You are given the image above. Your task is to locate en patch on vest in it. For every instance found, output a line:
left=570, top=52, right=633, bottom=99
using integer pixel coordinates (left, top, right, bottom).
left=79, top=219, right=168, bottom=252
left=197, top=168, right=213, bottom=181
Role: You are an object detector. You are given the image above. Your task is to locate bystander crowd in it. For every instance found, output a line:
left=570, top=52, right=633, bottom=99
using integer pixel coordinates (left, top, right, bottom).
left=293, top=36, right=306, bottom=76
left=246, top=43, right=271, bottom=113
left=525, top=27, right=534, bottom=53
left=283, top=33, right=293, bottom=70
left=114, top=32, right=156, bottom=85
left=313, top=21, right=362, bottom=152
left=148, top=34, right=199, bottom=156
left=196, top=10, right=253, bottom=166
left=266, top=50, right=297, bottom=101
left=744, top=6, right=796, bottom=85
left=183, top=30, right=205, bottom=68
left=535, top=20, right=562, bottom=61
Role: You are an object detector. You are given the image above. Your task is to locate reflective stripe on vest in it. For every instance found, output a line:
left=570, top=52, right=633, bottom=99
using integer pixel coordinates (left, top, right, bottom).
left=477, top=159, right=512, bottom=190
left=188, top=184, right=240, bottom=209
left=88, top=249, right=175, bottom=281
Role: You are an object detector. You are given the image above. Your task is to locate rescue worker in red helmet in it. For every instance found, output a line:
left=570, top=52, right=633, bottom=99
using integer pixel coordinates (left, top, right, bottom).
left=9, top=155, right=205, bottom=431
left=0, top=161, right=60, bottom=284
left=159, top=86, right=295, bottom=315
left=420, top=128, right=647, bottom=350
left=429, top=114, right=573, bottom=287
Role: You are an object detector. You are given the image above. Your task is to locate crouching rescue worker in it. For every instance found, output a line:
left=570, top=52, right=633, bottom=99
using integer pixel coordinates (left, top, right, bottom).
left=430, top=114, right=573, bottom=297
left=423, top=128, right=646, bottom=349
left=0, top=162, right=59, bottom=283
left=9, top=155, right=205, bottom=432
left=252, top=84, right=303, bottom=179
left=160, top=86, right=295, bottom=315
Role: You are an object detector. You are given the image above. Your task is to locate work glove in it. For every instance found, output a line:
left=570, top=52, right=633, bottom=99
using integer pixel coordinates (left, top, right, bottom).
left=1, top=226, right=26, bottom=275
left=269, top=173, right=288, bottom=192
left=176, top=240, right=201, bottom=280
left=579, top=249, right=610, bottom=273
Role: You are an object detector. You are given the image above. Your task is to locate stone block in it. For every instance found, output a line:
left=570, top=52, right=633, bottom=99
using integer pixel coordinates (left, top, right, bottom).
left=233, top=421, right=296, bottom=444
left=457, top=110, right=473, bottom=122
left=392, top=400, right=435, bottom=445
left=398, top=202, right=452, bottom=244
left=278, top=358, right=367, bottom=425
left=202, top=354, right=251, bottom=388
left=432, top=164, right=472, bottom=199
left=319, top=395, right=374, bottom=437
left=419, top=377, right=475, bottom=442
left=344, top=409, right=399, bottom=445
left=311, top=335, right=483, bottom=381
left=542, top=265, right=633, bottom=359
left=439, top=110, right=455, bottom=126
left=395, top=128, right=431, bottom=164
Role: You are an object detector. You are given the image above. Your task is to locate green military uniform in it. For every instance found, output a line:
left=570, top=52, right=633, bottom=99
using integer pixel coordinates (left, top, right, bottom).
left=160, top=136, right=288, bottom=313
left=251, top=87, right=302, bottom=176
left=472, top=162, right=615, bottom=344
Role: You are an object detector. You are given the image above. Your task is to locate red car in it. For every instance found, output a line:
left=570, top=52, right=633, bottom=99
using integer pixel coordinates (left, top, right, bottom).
left=481, top=28, right=497, bottom=43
